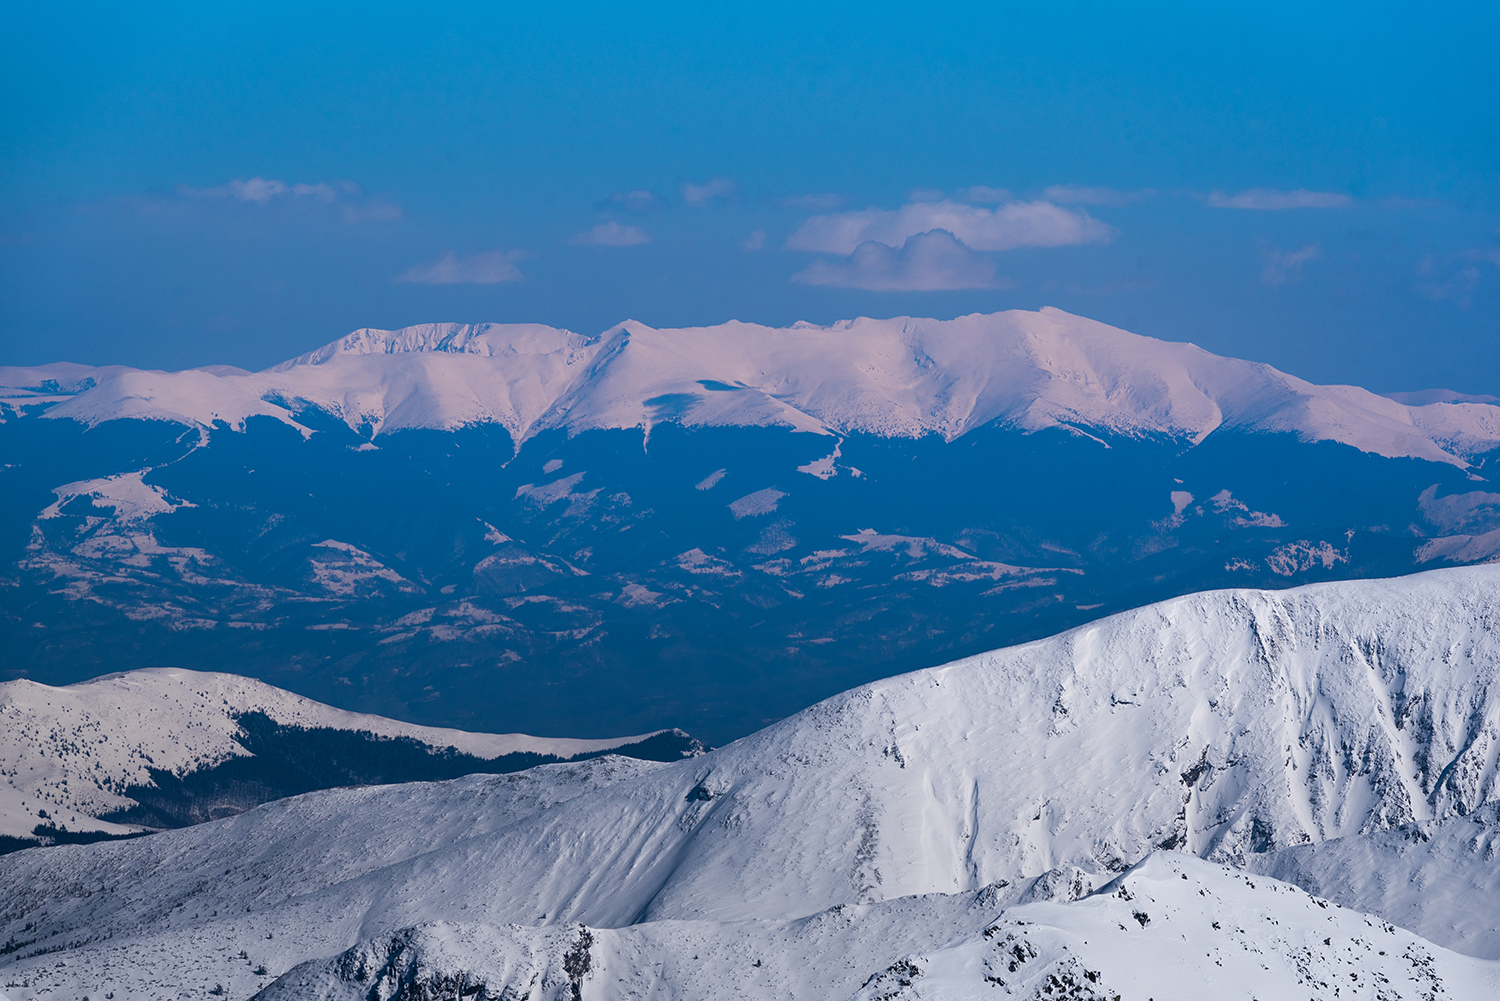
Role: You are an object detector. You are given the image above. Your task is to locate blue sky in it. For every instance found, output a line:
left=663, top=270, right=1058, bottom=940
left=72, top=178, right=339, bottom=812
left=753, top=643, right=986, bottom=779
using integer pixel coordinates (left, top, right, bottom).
left=2, top=2, right=1497, bottom=393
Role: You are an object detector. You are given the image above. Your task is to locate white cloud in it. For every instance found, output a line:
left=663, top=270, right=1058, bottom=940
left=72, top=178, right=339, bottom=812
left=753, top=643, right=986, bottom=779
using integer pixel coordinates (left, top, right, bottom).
left=573, top=221, right=651, bottom=246
left=396, top=249, right=525, bottom=284
left=191, top=177, right=346, bottom=203
left=681, top=177, right=737, bottom=206
left=1260, top=243, right=1321, bottom=285
left=1208, top=188, right=1352, bottom=210
left=743, top=229, right=768, bottom=251
left=907, top=188, right=946, bottom=203
left=960, top=186, right=1013, bottom=203
left=1044, top=185, right=1150, bottom=206
left=230, top=177, right=286, bottom=203
left=1418, top=263, right=1482, bottom=304
left=291, top=182, right=338, bottom=202
left=1415, top=247, right=1499, bottom=305
left=780, top=193, right=846, bottom=210
left=791, top=229, right=1002, bottom=291
left=785, top=200, right=1114, bottom=254
left=601, top=189, right=661, bottom=212
left=178, top=177, right=398, bottom=222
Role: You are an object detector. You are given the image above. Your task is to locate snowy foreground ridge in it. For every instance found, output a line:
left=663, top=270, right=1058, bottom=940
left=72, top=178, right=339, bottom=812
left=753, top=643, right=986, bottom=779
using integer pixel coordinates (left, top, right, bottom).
left=4, top=308, right=1500, bottom=464
left=3, top=566, right=1500, bottom=998
left=0, top=668, right=684, bottom=842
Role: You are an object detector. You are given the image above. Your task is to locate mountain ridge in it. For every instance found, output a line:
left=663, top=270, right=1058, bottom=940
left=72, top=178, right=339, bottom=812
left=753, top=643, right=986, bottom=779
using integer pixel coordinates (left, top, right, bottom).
left=3, top=566, right=1499, bottom=999
left=4, top=308, right=1498, bottom=464
left=0, top=667, right=702, bottom=847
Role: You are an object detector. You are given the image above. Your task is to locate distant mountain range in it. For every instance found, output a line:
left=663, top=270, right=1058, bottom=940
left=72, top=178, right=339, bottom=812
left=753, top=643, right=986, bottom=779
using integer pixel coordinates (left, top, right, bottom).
left=8, top=308, right=1500, bottom=461
left=3, top=567, right=1497, bottom=999
left=3, top=308, right=1498, bottom=742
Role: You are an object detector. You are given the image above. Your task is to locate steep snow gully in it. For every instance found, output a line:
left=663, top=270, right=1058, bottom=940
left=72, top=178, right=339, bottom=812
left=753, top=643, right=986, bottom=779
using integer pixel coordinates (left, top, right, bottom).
left=2, top=566, right=1500, bottom=998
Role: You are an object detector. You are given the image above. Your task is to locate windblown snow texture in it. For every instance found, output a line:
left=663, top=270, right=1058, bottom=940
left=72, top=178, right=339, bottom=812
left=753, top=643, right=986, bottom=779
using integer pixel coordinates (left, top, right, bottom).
left=2, top=567, right=1499, bottom=999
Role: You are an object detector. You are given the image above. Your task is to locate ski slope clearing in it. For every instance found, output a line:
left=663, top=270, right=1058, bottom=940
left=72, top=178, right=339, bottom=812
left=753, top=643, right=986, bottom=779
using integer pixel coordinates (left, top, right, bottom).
left=1, top=566, right=1498, bottom=998
left=0, top=667, right=695, bottom=844
left=5, top=308, right=1499, bottom=463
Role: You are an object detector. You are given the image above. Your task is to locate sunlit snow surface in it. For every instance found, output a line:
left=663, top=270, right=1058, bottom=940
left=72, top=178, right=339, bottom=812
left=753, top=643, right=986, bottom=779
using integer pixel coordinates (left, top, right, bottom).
left=846, top=854, right=1500, bottom=1001
left=4, top=308, right=1500, bottom=463
left=2, top=567, right=1500, bottom=998
left=0, top=668, right=677, bottom=840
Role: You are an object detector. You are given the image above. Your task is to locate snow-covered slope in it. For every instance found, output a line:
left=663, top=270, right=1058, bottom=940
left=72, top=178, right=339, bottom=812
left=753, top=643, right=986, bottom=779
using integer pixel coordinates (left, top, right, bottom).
left=849, top=853, right=1500, bottom=1001
left=2, top=567, right=1499, bottom=999
left=1246, top=800, right=1500, bottom=959
left=259, top=854, right=1499, bottom=1001
left=0, top=667, right=691, bottom=841
left=5, top=308, right=1499, bottom=463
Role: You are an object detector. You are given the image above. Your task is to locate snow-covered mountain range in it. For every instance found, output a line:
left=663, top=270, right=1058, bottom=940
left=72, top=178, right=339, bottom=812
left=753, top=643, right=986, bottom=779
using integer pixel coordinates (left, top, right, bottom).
left=0, top=668, right=700, bottom=850
left=2, top=566, right=1498, bottom=999
left=5, top=309, right=1500, bottom=463
left=3, top=309, right=1499, bottom=744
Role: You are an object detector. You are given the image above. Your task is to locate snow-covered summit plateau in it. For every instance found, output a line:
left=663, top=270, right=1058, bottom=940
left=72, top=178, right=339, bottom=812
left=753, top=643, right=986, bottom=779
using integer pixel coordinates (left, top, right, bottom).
left=5, top=308, right=1499, bottom=463
left=3, top=566, right=1500, bottom=999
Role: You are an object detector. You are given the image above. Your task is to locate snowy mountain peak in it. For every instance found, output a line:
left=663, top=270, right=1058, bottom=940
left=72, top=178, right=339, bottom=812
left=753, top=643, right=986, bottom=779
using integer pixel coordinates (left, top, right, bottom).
left=271, top=322, right=600, bottom=369
left=4, top=308, right=1499, bottom=462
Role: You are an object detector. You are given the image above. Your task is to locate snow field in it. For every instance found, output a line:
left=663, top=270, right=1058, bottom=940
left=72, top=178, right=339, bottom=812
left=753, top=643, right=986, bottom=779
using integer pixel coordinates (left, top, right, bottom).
left=3, top=566, right=1500, bottom=997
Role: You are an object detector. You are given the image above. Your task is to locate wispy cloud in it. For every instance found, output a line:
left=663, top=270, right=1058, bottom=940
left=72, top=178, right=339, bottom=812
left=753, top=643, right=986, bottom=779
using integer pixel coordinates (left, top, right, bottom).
left=1044, top=185, right=1151, bottom=206
left=396, top=249, right=525, bottom=284
left=184, top=177, right=347, bottom=203
left=178, top=176, right=401, bottom=222
left=599, top=189, right=662, bottom=212
left=1417, top=246, right=1499, bottom=305
left=233, top=177, right=287, bottom=202
left=1419, top=265, right=1482, bottom=304
left=681, top=177, right=737, bottom=206
left=743, top=229, right=768, bottom=251
left=290, top=182, right=338, bottom=202
left=573, top=221, right=651, bottom=246
left=792, top=230, right=1003, bottom=291
left=1261, top=243, right=1321, bottom=285
left=786, top=200, right=1114, bottom=254
left=780, top=192, right=846, bottom=210
left=1208, top=188, right=1352, bottom=210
